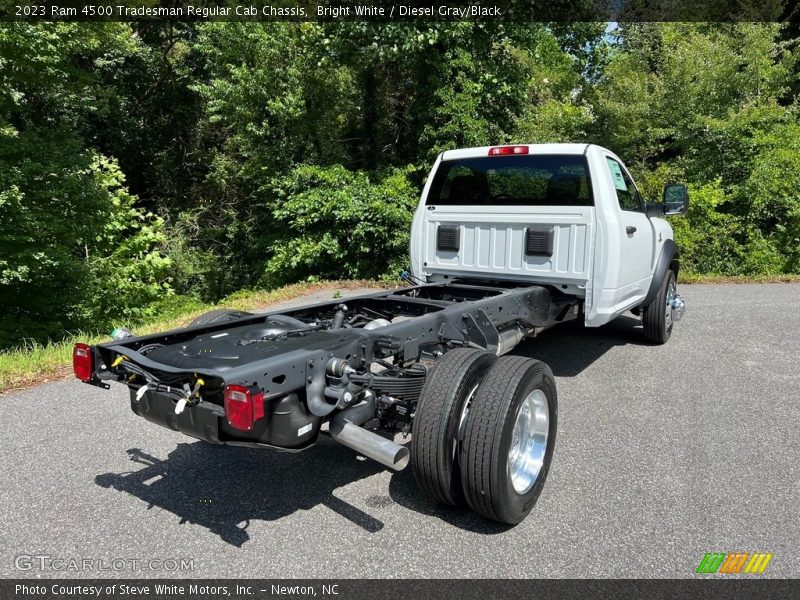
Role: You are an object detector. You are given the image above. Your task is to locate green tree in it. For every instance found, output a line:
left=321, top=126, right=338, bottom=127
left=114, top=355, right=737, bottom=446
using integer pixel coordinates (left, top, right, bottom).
left=265, top=164, right=418, bottom=286
left=0, top=23, right=169, bottom=345
left=157, top=22, right=358, bottom=300
left=513, top=25, right=604, bottom=143
left=592, top=23, right=800, bottom=275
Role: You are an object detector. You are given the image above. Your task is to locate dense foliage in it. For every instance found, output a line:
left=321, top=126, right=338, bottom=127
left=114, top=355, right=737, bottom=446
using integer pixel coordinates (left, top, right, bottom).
left=1, top=21, right=798, bottom=346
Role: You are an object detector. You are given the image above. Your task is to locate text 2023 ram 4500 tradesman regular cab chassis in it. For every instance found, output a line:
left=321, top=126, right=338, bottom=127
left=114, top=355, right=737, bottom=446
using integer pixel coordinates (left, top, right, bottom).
left=74, top=144, right=687, bottom=524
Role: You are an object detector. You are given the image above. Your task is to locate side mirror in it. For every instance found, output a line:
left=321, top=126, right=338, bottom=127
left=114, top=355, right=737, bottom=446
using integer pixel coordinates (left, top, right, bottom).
left=663, top=183, right=689, bottom=215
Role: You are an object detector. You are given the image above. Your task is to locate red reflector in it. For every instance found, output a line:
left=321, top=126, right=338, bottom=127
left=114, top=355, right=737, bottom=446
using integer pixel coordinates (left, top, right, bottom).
left=224, top=384, right=265, bottom=432
left=488, top=145, right=529, bottom=156
left=72, top=343, right=94, bottom=382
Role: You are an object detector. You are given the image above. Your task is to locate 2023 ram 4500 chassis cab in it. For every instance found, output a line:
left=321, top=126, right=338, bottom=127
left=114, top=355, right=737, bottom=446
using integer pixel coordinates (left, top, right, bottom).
left=74, top=144, right=687, bottom=524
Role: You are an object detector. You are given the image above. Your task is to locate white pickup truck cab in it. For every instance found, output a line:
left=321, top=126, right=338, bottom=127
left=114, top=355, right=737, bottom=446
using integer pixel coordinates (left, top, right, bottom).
left=410, top=143, right=687, bottom=342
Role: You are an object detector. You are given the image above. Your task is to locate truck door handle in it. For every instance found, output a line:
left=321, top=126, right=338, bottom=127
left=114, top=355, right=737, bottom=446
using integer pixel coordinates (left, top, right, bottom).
left=626, top=226, right=637, bottom=234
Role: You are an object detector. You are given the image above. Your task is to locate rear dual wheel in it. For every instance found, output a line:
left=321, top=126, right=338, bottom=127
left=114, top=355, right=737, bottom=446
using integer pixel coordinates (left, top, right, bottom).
left=412, top=348, right=496, bottom=506
left=461, top=356, right=557, bottom=524
left=412, top=349, right=557, bottom=524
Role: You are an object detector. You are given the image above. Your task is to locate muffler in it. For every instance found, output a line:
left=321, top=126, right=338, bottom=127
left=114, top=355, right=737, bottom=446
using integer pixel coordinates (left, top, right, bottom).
left=329, top=393, right=410, bottom=471
left=496, top=324, right=530, bottom=356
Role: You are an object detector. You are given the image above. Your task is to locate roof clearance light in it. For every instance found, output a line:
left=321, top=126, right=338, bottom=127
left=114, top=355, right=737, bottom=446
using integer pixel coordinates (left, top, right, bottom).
left=488, top=146, right=529, bottom=156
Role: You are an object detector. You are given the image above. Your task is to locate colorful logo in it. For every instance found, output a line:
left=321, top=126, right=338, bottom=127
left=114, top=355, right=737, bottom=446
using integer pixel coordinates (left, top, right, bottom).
left=696, top=552, right=773, bottom=574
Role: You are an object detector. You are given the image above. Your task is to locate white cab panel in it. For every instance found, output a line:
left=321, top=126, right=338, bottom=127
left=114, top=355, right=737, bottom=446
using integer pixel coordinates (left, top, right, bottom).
left=419, top=205, right=594, bottom=294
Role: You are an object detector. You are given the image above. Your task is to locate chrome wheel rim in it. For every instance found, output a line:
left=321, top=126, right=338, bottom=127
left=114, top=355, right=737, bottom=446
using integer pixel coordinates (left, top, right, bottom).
left=665, top=279, right=676, bottom=328
left=508, top=389, right=549, bottom=495
left=454, top=383, right=480, bottom=460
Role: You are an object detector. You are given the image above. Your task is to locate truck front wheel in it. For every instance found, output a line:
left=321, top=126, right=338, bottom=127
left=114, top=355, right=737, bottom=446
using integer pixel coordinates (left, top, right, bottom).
left=460, top=356, right=557, bottom=525
left=642, top=269, right=678, bottom=344
left=412, top=348, right=496, bottom=507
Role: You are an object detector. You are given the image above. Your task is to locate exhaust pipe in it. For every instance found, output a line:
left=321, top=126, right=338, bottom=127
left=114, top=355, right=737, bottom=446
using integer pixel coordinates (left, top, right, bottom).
left=329, top=393, right=410, bottom=471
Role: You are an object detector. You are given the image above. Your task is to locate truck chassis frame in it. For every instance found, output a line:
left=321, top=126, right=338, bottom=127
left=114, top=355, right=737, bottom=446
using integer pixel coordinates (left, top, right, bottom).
left=91, top=282, right=575, bottom=455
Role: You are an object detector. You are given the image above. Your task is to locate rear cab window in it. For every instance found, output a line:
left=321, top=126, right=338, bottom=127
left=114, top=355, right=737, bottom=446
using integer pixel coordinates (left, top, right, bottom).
left=427, top=155, right=594, bottom=206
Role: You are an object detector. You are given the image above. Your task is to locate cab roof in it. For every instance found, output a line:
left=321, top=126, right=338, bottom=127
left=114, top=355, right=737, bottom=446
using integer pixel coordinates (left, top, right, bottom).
left=441, top=144, right=592, bottom=161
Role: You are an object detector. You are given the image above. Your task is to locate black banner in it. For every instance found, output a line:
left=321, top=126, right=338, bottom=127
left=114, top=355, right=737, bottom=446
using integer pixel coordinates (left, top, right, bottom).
left=3, top=579, right=800, bottom=600
left=2, top=0, right=799, bottom=22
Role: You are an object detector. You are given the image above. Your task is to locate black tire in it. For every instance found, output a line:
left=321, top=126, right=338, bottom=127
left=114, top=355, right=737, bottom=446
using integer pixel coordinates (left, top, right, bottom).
left=642, top=269, right=676, bottom=344
left=412, top=348, right=497, bottom=506
left=460, top=356, right=557, bottom=525
left=188, top=308, right=252, bottom=328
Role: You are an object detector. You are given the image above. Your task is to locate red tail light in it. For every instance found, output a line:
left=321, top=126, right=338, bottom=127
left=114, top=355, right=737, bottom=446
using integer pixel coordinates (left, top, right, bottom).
left=224, top=384, right=265, bottom=431
left=488, top=145, right=529, bottom=156
left=73, top=343, right=94, bottom=382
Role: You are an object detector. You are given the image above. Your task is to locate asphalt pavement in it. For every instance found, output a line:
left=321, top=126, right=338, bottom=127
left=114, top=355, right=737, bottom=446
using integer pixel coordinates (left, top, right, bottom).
left=1, top=284, right=798, bottom=578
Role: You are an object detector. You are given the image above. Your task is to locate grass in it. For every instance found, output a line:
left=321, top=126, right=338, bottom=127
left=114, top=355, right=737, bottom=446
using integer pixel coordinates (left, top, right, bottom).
left=0, top=279, right=392, bottom=394
left=680, top=273, right=800, bottom=284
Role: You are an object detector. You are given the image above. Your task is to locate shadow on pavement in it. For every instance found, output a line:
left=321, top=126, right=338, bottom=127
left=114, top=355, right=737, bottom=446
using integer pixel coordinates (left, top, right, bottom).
left=95, top=437, right=385, bottom=547
left=514, top=315, right=645, bottom=377
left=96, top=316, right=644, bottom=542
left=386, top=462, right=512, bottom=535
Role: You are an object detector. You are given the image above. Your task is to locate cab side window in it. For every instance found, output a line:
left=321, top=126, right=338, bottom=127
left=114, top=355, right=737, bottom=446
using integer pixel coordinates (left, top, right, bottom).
left=605, top=158, right=642, bottom=212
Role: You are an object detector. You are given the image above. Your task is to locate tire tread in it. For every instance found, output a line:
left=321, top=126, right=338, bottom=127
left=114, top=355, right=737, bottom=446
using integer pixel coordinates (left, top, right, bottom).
left=412, top=348, right=496, bottom=506
left=642, top=270, right=675, bottom=344
left=461, top=356, right=556, bottom=523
